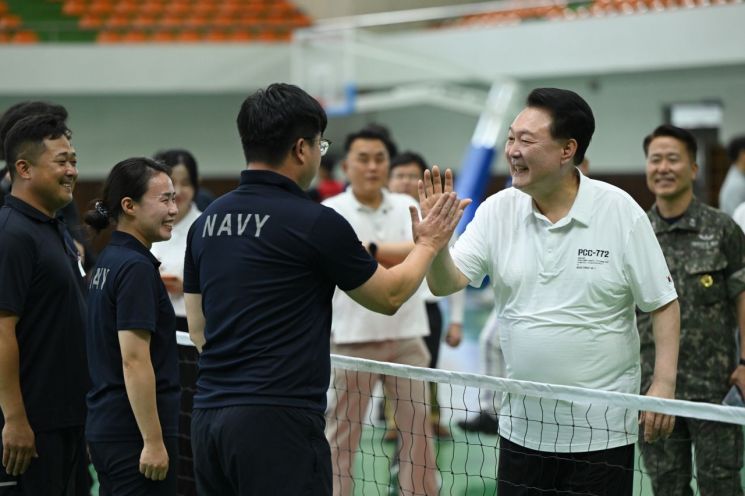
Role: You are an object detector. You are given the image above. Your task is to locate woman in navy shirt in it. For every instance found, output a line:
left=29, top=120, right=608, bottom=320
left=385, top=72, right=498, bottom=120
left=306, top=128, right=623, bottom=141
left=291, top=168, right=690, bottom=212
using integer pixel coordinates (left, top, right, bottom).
left=83, top=157, right=180, bottom=495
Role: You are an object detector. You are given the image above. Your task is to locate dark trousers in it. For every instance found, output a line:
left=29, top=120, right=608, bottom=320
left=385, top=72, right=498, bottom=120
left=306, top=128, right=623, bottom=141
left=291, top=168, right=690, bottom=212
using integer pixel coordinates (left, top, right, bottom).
left=0, top=426, right=85, bottom=496
left=191, top=405, right=331, bottom=496
left=89, top=437, right=178, bottom=496
left=497, top=436, right=634, bottom=496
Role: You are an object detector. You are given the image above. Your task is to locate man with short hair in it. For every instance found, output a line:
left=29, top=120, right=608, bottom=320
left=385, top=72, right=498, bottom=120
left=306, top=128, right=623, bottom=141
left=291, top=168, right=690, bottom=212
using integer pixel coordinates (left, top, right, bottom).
left=387, top=150, right=465, bottom=439
left=422, top=87, right=681, bottom=496
left=323, top=131, right=440, bottom=496
left=719, top=135, right=745, bottom=216
left=639, top=124, right=745, bottom=495
left=0, top=113, right=88, bottom=495
left=183, top=84, right=467, bottom=496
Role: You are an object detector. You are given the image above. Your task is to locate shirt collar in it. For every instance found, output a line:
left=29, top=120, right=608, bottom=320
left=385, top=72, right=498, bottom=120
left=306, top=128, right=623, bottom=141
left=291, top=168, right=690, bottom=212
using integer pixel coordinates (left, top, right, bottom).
left=109, top=231, right=161, bottom=267
left=522, top=169, right=594, bottom=227
left=648, top=197, right=702, bottom=234
left=347, top=186, right=394, bottom=214
left=239, top=169, right=309, bottom=199
left=4, top=195, right=56, bottom=223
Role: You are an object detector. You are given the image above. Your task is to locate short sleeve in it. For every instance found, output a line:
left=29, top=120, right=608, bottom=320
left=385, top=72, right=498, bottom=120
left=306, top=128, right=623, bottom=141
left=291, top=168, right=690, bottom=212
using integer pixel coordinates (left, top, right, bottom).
left=309, top=207, right=378, bottom=291
left=451, top=201, right=491, bottom=287
left=0, top=231, right=34, bottom=315
left=183, top=222, right=200, bottom=294
left=116, top=261, right=160, bottom=332
left=623, top=215, right=678, bottom=312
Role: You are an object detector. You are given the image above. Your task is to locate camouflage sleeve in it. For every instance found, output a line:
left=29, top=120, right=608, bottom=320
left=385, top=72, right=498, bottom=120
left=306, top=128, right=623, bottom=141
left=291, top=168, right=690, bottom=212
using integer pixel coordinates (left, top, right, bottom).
left=722, top=217, right=745, bottom=299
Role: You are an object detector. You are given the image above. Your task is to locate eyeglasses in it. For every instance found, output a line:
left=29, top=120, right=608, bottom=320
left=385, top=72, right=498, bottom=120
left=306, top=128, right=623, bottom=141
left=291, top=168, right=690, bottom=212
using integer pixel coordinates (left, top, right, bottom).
left=319, top=138, right=332, bottom=157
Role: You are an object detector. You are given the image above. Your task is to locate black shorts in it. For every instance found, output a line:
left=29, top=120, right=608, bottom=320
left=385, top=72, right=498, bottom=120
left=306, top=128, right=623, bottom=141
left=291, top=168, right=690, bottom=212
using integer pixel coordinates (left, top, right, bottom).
left=0, top=426, right=84, bottom=496
left=191, top=405, right=331, bottom=496
left=88, top=437, right=178, bottom=496
left=497, top=436, right=634, bottom=496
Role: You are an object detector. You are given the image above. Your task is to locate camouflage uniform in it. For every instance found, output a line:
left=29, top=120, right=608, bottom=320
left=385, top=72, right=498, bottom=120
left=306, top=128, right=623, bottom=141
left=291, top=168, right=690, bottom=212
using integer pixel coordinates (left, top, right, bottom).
left=638, top=198, right=745, bottom=496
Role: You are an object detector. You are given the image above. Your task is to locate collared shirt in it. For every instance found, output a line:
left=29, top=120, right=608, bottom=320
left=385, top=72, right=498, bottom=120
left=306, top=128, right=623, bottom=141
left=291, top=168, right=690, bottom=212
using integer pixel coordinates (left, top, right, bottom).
left=323, top=188, right=429, bottom=343
left=0, top=196, right=88, bottom=432
left=639, top=198, right=745, bottom=401
left=86, top=231, right=179, bottom=442
left=184, top=170, right=377, bottom=413
left=452, top=172, right=677, bottom=452
left=151, top=203, right=202, bottom=319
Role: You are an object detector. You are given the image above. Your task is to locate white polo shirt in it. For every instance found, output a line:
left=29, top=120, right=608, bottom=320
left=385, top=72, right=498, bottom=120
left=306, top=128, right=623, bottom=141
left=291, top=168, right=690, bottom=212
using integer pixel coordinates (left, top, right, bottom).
left=323, top=188, right=429, bottom=344
left=151, top=203, right=202, bottom=319
left=452, top=172, right=677, bottom=452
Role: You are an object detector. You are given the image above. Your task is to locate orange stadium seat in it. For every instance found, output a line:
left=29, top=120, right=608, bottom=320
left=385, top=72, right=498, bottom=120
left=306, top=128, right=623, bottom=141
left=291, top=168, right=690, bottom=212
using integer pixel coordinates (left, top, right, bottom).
left=62, top=2, right=86, bottom=16
left=0, top=14, right=21, bottom=29
left=79, top=14, right=103, bottom=29
left=175, top=30, right=201, bottom=42
left=96, top=30, right=121, bottom=43
left=204, top=30, right=229, bottom=42
left=89, top=0, right=115, bottom=17
left=150, top=30, right=175, bottom=43
left=120, top=30, right=147, bottom=43
left=11, top=30, right=39, bottom=43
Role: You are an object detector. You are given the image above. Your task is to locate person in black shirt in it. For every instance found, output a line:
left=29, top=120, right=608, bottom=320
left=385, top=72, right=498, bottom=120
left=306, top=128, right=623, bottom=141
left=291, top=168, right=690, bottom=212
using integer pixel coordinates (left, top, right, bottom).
left=84, top=158, right=180, bottom=495
left=183, top=83, right=469, bottom=496
left=0, top=114, right=88, bottom=494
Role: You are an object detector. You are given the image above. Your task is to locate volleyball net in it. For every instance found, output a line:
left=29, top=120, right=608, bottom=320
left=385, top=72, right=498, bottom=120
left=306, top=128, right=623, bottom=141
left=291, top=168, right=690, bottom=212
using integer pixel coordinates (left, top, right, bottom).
left=176, top=332, right=745, bottom=496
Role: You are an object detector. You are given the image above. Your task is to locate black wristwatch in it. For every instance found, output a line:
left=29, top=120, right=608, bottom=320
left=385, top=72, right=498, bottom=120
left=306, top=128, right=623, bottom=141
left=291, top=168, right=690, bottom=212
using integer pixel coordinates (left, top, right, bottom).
left=368, top=241, right=378, bottom=259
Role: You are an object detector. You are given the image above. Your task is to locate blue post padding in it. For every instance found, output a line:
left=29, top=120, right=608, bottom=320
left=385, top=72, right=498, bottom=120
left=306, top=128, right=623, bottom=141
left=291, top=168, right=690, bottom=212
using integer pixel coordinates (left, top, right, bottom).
left=454, top=145, right=497, bottom=235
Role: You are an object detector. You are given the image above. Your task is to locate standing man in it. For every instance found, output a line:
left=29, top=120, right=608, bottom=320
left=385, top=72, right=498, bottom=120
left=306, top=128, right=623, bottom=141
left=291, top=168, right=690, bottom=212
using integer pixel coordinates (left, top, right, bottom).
left=323, top=133, right=440, bottom=496
left=183, top=84, right=467, bottom=496
left=639, top=124, right=745, bottom=495
left=719, top=135, right=745, bottom=216
left=422, top=88, right=681, bottom=495
left=0, top=114, right=88, bottom=494
left=387, top=150, right=465, bottom=439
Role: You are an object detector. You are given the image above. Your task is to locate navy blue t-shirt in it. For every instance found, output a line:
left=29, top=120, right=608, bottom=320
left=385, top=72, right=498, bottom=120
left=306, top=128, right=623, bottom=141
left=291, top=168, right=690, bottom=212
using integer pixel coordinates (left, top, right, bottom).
left=0, top=196, right=88, bottom=432
left=184, top=170, right=377, bottom=413
left=85, top=231, right=179, bottom=442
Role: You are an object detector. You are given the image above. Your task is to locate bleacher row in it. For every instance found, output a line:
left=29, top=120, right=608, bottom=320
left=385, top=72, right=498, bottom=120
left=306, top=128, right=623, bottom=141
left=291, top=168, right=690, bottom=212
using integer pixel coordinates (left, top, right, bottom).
left=446, top=0, right=743, bottom=28
left=1, top=0, right=743, bottom=44
left=0, top=0, right=311, bottom=43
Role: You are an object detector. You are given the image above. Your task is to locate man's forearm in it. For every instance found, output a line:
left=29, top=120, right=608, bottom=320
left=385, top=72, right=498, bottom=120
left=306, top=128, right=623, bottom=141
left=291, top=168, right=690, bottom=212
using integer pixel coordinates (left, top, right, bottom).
left=375, top=241, right=414, bottom=267
left=426, top=247, right=467, bottom=297
left=650, top=299, right=680, bottom=389
left=0, top=316, right=28, bottom=423
left=382, top=243, right=438, bottom=309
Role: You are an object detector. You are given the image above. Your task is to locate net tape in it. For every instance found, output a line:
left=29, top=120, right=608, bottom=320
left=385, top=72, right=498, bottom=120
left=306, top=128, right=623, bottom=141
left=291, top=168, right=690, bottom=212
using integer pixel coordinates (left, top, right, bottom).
left=175, top=331, right=745, bottom=427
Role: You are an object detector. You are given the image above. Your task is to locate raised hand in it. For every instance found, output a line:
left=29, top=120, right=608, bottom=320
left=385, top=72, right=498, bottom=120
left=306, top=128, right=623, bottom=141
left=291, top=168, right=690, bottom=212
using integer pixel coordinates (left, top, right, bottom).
left=410, top=171, right=471, bottom=253
left=418, top=166, right=470, bottom=219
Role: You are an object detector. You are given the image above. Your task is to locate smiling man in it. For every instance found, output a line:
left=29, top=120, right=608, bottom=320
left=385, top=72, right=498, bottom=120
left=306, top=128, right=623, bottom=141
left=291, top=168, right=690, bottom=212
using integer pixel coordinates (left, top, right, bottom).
left=421, top=88, right=681, bottom=496
left=0, top=114, right=88, bottom=495
left=638, top=124, right=745, bottom=495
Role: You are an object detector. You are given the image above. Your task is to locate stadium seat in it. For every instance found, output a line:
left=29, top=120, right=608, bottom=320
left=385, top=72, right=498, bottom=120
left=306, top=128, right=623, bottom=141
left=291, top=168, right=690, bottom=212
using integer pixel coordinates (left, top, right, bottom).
left=11, top=30, right=39, bottom=43
left=120, top=30, right=147, bottom=43
left=96, top=30, right=121, bottom=43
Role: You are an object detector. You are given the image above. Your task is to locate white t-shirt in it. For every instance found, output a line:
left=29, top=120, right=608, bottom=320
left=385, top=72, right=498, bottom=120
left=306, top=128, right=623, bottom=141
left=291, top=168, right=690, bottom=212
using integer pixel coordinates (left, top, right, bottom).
left=452, top=172, right=677, bottom=452
left=150, top=203, right=202, bottom=319
left=323, top=188, right=429, bottom=344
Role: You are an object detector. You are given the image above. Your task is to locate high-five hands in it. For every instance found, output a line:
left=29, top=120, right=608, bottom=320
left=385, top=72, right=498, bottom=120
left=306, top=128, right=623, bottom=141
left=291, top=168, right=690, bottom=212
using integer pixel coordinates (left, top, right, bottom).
left=409, top=166, right=472, bottom=253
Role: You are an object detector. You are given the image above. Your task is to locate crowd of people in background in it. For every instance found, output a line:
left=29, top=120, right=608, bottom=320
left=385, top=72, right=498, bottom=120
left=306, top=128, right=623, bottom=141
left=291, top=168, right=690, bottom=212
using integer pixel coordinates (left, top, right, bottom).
left=0, top=84, right=744, bottom=496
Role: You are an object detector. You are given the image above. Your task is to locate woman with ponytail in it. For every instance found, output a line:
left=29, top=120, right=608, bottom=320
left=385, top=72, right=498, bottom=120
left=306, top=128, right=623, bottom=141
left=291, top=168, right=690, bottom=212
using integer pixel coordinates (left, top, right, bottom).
left=83, top=157, right=180, bottom=495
